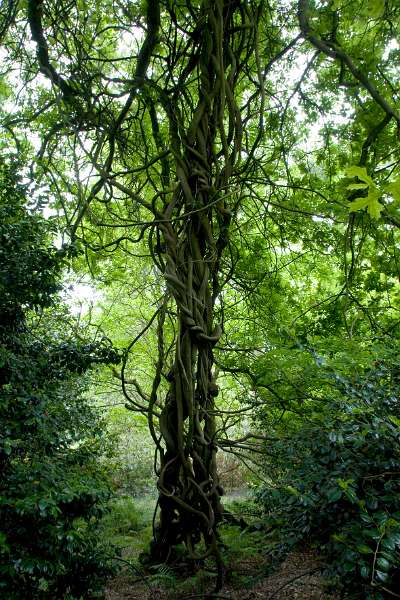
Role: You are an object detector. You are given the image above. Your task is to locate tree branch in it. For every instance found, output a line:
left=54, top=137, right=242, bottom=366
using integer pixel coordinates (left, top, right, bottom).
left=297, top=0, right=400, bottom=126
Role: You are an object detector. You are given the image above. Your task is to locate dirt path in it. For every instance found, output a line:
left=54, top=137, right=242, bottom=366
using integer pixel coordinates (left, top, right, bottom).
left=105, top=549, right=337, bottom=600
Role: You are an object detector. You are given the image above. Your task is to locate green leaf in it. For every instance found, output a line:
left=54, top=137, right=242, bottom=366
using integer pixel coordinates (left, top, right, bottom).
left=360, top=565, right=370, bottom=579
left=345, top=488, right=359, bottom=504
left=23, top=560, right=35, bottom=575
left=349, top=197, right=369, bottom=212
left=349, top=189, right=383, bottom=219
left=390, top=532, right=400, bottom=546
left=386, top=179, right=400, bottom=203
left=375, top=569, right=389, bottom=583
left=357, top=544, right=372, bottom=554
left=382, top=531, right=400, bottom=550
left=347, top=183, right=369, bottom=190
left=38, top=499, right=48, bottom=514
left=345, top=166, right=383, bottom=217
left=366, top=189, right=384, bottom=219
left=0, top=81, right=11, bottom=98
left=327, top=487, right=342, bottom=502
left=376, top=556, right=390, bottom=571
left=366, top=0, right=385, bottom=19
left=345, top=166, right=374, bottom=187
left=285, top=485, right=300, bottom=496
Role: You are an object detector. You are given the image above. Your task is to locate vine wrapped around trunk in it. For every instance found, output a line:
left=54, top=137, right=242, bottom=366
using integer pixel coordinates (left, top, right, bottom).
left=147, top=0, right=261, bottom=579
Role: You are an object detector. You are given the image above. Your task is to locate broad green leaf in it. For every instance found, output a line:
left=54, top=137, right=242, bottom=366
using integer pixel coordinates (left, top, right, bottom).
left=345, top=166, right=374, bottom=187
left=386, top=179, right=400, bottom=203
left=376, top=556, right=390, bottom=571
left=349, top=197, right=369, bottom=212
left=375, top=570, right=389, bottom=583
left=349, top=190, right=383, bottom=219
left=356, top=544, right=372, bottom=554
left=366, top=189, right=384, bottom=219
left=383, top=531, right=400, bottom=549
left=327, top=487, right=342, bottom=502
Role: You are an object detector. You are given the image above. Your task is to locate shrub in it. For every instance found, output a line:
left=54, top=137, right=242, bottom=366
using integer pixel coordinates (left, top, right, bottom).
left=256, top=349, right=400, bottom=599
left=105, top=409, right=156, bottom=496
left=0, top=161, right=121, bottom=599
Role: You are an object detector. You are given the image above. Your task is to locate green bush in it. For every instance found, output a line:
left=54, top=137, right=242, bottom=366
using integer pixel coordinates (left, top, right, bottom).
left=256, top=349, right=400, bottom=599
left=0, top=161, right=121, bottom=599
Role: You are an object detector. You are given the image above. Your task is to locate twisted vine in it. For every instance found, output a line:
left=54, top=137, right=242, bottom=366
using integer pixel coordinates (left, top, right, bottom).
left=145, top=2, right=262, bottom=585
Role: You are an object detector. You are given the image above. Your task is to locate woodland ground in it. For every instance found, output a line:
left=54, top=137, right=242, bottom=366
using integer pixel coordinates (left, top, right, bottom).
left=103, top=492, right=338, bottom=600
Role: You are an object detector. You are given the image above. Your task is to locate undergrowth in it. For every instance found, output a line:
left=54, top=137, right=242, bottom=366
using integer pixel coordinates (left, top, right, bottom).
left=101, top=491, right=271, bottom=598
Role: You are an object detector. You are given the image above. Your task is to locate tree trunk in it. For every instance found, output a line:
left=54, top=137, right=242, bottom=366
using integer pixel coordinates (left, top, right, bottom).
left=149, top=0, right=244, bottom=574
left=141, top=1, right=261, bottom=584
left=152, top=231, right=224, bottom=563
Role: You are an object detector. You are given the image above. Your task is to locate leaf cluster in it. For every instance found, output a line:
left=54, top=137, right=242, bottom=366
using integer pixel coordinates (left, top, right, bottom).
left=255, top=347, right=400, bottom=599
left=0, top=162, right=121, bottom=599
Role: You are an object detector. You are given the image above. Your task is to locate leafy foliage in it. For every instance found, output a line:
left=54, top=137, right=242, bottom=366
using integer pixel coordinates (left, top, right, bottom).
left=1, top=0, right=400, bottom=591
left=256, top=347, right=400, bottom=599
left=105, top=408, right=155, bottom=496
left=346, top=166, right=384, bottom=219
left=0, top=161, right=121, bottom=599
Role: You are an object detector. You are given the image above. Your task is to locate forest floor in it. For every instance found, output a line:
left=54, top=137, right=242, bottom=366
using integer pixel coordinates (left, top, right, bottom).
left=103, top=493, right=338, bottom=600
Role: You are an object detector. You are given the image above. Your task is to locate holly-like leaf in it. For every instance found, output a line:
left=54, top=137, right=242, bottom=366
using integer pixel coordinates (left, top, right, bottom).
left=375, top=569, right=389, bottom=583
left=327, top=487, right=343, bottom=502
left=376, top=556, right=390, bottom=572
